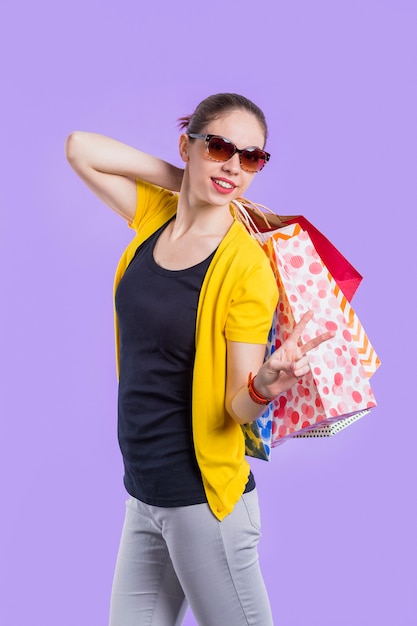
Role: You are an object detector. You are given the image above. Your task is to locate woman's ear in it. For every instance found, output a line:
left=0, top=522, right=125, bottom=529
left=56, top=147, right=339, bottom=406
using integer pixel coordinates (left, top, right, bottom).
left=179, top=133, right=190, bottom=163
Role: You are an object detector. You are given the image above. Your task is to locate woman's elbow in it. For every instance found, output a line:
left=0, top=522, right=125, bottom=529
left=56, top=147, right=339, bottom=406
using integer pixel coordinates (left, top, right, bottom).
left=225, top=398, right=249, bottom=426
left=65, top=131, right=87, bottom=167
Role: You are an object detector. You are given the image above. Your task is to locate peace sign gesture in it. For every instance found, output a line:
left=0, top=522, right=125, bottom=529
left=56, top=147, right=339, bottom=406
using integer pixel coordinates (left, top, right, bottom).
left=255, top=310, right=335, bottom=400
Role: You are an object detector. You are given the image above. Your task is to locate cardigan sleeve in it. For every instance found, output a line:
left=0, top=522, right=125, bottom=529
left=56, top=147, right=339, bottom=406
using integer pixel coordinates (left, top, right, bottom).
left=129, top=180, right=178, bottom=233
left=225, top=256, right=278, bottom=345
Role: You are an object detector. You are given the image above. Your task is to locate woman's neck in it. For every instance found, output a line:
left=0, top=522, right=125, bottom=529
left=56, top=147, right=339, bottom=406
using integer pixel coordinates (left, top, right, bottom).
left=173, top=177, right=235, bottom=240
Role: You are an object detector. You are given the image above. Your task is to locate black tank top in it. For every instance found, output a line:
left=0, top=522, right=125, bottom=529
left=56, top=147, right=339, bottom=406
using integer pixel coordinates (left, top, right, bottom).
left=115, top=220, right=255, bottom=506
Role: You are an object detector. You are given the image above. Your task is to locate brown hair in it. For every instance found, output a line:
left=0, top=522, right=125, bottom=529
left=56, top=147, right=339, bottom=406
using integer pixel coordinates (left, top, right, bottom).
left=178, top=93, right=268, bottom=142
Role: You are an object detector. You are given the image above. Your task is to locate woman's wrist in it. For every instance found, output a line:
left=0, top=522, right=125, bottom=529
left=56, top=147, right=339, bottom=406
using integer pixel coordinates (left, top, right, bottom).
left=247, top=372, right=273, bottom=405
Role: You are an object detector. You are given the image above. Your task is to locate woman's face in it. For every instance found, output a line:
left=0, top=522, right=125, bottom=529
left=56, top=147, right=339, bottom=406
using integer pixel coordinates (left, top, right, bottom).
left=180, top=109, right=266, bottom=208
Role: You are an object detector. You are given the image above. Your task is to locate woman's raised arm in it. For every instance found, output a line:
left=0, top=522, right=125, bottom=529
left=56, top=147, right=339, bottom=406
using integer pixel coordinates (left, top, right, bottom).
left=65, top=131, right=184, bottom=222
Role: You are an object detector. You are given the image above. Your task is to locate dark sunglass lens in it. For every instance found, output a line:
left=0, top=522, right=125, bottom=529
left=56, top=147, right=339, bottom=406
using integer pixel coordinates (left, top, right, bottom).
left=207, top=136, right=235, bottom=161
left=241, top=149, right=267, bottom=172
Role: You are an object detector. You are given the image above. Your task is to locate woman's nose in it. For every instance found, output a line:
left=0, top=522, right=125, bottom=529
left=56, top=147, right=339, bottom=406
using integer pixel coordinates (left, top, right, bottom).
left=221, top=152, right=241, bottom=174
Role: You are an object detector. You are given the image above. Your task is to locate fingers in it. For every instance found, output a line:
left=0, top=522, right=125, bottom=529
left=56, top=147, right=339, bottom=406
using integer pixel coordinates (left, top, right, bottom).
left=269, top=353, right=310, bottom=377
left=292, top=356, right=310, bottom=378
left=288, top=310, right=335, bottom=356
left=301, top=330, right=335, bottom=355
left=265, top=313, right=336, bottom=395
left=288, top=310, right=314, bottom=343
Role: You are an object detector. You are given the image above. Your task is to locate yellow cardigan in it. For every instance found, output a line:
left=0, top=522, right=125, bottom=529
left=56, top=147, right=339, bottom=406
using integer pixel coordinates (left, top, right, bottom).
left=113, top=182, right=278, bottom=520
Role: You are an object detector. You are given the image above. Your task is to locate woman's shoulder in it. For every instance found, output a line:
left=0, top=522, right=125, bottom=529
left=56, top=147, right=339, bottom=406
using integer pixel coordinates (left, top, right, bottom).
left=211, top=221, right=277, bottom=298
left=226, top=221, right=273, bottom=266
left=130, top=181, right=178, bottom=232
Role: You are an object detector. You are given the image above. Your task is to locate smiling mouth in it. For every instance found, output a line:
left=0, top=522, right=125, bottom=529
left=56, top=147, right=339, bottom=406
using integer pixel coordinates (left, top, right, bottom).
left=212, top=178, right=236, bottom=190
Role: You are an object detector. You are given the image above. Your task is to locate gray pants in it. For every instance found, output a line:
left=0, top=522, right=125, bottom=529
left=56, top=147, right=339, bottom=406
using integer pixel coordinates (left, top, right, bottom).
left=109, top=489, right=273, bottom=626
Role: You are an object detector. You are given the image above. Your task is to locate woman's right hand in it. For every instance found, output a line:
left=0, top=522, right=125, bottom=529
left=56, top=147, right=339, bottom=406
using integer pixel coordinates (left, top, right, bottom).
left=65, top=132, right=184, bottom=222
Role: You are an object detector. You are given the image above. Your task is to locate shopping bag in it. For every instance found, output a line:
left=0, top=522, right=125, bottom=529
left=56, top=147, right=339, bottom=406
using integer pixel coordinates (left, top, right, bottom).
left=330, top=279, right=381, bottom=377
left=232, top=198, right=363, bottom=302
left=273, top=227, right=376, bottom=440
left=241, top=224, right=379, bottom=459
left=293, top=409, right=371, bottom=438
left=243, top=407, right=372, bottom=458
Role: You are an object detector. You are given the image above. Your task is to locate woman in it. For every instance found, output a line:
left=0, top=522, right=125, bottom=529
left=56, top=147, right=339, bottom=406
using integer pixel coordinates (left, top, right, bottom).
left=66, top=93, right=332, bottom=626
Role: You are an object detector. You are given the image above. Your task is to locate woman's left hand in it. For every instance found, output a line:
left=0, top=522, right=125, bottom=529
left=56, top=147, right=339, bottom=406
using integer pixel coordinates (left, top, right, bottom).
left=226, top=310, right=335, bottom=424
left=254, top=310, right=335, bottom=399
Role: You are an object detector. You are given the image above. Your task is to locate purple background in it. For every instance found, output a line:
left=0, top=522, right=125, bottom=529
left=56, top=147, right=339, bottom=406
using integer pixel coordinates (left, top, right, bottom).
left=1, top=1, right=416, bottom=624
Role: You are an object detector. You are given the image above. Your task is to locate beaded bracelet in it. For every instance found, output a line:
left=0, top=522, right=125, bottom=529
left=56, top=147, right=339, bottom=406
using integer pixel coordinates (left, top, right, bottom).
left=247, top=372, right=273, bottom=405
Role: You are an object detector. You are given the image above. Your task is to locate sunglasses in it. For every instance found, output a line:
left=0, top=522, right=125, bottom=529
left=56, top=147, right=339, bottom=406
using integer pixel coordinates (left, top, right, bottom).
left=188, top=133, right=270, bottom=173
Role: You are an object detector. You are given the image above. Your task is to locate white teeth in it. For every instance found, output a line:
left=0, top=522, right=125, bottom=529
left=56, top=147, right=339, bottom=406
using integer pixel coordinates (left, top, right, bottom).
left=214, top=179, right=234, bottom=189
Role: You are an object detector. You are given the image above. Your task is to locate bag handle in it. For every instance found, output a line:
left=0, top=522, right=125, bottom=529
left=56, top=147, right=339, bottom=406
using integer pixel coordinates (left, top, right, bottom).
left=231, top=197, right=363, bottom=301
left=232, top=198, right=297, bottom=232
left=231, top=199, right=265, bottom=237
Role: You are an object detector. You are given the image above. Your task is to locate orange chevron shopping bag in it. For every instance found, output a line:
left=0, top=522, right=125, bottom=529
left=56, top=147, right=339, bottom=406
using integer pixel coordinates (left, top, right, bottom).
left=241, top=221, right=380, bottom=460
